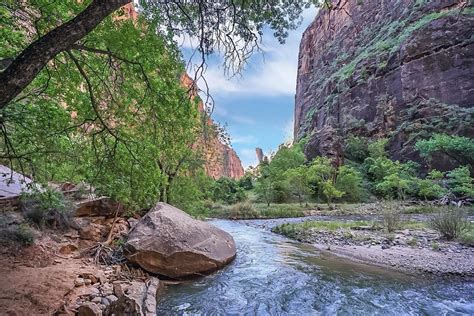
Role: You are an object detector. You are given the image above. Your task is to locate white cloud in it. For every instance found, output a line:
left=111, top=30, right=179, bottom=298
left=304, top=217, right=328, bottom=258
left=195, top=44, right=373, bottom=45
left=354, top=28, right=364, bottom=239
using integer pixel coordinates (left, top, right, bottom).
left=193, top=7, right=317, bottom=97
left=231, top=135, right=257, bottom=144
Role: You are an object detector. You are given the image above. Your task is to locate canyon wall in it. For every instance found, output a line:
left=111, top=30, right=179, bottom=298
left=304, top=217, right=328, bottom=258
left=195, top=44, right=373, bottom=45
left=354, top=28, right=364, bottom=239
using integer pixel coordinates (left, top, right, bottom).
left=294, top=0, right=474, bottom=170
left=181, top=74, right=244, bottom=179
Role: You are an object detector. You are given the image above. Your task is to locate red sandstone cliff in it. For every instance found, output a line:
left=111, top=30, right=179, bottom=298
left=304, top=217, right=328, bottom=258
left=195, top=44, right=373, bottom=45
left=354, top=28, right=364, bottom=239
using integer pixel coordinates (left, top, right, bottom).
left=181, top=74, right=244, bottom=179
left=294, top=0, right=473, bottom=170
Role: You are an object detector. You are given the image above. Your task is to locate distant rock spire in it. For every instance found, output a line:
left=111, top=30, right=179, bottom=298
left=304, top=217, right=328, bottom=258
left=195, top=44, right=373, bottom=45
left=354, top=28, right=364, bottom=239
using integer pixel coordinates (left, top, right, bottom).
left=255, top=147, right=264, bottom=164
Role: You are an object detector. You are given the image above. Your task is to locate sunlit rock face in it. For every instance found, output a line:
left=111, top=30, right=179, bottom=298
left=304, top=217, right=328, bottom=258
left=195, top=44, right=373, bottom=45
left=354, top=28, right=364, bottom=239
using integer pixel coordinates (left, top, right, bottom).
left=294, top=0, right=474, bottom=170
left=181, top=74, right=244, bottom=179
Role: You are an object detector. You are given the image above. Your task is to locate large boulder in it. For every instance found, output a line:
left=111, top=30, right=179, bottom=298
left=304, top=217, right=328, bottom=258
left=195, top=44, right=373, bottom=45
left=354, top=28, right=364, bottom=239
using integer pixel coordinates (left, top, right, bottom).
left=124, top=203, right=236, bottom=278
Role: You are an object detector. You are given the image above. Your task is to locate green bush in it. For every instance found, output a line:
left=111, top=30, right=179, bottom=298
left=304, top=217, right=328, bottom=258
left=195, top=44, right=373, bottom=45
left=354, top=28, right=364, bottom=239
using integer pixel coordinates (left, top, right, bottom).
left=368, top=138, right=389, bottom=159
left=459, top=229, right=474, bottom=246
left=416, top=170, right=447, bottom=200
left=447, top=166, right=474, bottom=198
left=20, top=188, right=73, bottom=230
left=345, top=136, right=369, bottom=162
left=430, top=208, right=470, bottom=240
left=0, top=224, right=35, bottom=246
left=212, top=177, right=247, bottom=205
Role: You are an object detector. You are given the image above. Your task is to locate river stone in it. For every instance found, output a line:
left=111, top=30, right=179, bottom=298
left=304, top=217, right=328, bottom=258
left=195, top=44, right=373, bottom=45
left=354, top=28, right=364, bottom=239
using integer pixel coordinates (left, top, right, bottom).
left=105, top=278, right=159, bottom=316
left=124, top=202, right=236, bottom=278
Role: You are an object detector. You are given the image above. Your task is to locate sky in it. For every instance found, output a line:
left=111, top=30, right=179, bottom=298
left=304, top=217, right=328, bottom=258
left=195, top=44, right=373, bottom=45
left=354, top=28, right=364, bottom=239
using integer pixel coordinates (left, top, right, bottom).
left=181, top=8, right=317, bottom=169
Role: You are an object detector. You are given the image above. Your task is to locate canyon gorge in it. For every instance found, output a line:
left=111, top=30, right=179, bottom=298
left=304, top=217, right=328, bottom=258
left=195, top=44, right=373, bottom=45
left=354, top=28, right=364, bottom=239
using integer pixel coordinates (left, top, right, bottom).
left=294, top=0, right=473, bottom=170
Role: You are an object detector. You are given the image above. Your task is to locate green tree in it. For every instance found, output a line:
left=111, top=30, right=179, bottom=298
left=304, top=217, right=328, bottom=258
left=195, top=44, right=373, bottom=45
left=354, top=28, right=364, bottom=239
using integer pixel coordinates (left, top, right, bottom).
left=1, top=0, right=322, bottom=108
left=238, top=173, right=254, bottom=190
left=168, top=169, right=214, bottom=216
left=368, top=138, right=389, bottom=159
left=284, top=166, right=310, bottom=206
left=1, top=11, right=201, bottom=210
left=308, top=157, right=344, bottom=205
left=212, top=177, right=246, bottom=205
left=335, top=165, right=364, bottom=202
left=416, top=134, right=474, bottom=167
left=255, top=166, right=277, bottom=206
left=417, top=170, right=446, bottom=200
left=447, top=166, right=474, bottom=198
left=344, top=136, right=369, bottom=162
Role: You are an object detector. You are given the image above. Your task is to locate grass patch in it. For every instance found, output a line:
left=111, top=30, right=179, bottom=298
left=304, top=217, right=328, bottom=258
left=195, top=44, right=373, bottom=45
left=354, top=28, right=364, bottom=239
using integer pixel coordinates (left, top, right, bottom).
left=207, top=203, right=310, bottom=219
left=458, top=227, right=474, bottom=246
left=272, top=220, right=373, bottom=239
left=401, top=221, right=428, bottom=230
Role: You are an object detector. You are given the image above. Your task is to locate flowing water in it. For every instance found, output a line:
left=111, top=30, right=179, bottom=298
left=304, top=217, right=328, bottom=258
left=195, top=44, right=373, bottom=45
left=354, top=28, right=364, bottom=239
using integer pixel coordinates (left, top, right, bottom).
left=157, top=220, right=474, bottom=315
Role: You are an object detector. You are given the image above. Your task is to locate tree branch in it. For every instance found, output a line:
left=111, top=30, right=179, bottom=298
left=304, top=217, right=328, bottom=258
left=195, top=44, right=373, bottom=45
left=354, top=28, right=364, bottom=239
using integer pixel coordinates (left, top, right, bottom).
left=0, top=0, right=131, bottom=109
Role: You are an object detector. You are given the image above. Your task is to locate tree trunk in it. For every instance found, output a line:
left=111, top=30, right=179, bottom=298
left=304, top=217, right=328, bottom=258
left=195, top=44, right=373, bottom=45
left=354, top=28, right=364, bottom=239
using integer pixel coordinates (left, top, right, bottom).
left=0, top=0, right=131, bottom=108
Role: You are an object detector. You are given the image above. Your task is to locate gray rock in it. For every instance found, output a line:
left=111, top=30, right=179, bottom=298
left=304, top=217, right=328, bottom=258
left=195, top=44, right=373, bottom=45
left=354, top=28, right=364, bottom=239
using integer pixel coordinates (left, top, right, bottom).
left=91, top=297, right=102, bottom=304
left=78, top=302, right=102, bottom=316
left=105, top=278, right=160, bottom=316
left=101, top=297, right=109, bottom=306
left=106, top=295, right=118, bottom=303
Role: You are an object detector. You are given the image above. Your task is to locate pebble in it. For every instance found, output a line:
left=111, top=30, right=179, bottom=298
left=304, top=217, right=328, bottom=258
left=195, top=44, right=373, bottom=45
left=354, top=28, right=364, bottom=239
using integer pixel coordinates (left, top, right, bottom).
left=106, top=295, right=118, bottom=303
left=88, top=287, right=100, bottom=298
left=74, top=278, right=85, bottom=287
left=91, top=296, right=102, bottom=304
left=101, top=297, right=110, bottom=306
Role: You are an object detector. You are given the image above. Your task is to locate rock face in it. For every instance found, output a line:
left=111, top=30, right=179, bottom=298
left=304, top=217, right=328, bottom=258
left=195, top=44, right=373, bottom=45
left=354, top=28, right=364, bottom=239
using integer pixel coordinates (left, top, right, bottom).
left=294, top=0, right=474, bottom=170
left=124, top=203, right=236, bottom=278
left=181, top=74, right=244, bottom=179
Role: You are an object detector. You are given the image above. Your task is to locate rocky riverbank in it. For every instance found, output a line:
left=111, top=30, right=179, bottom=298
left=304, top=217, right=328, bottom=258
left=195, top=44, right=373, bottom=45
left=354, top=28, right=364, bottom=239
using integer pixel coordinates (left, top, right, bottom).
left=0, top=200, right=236, bottom=315
left=0, top=203, right=160, bottom=315
left=265, top=217, right=474, bottom=277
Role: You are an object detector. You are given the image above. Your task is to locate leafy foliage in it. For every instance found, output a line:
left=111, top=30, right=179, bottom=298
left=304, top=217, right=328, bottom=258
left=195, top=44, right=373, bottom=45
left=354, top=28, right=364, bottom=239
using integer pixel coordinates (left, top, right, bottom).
left=20, top=188, right=73, bottom=229
left=447, top=166, right=474, bottom=198
left=284, top=166, right=311, bottom=206
left=335, top=165, right=364, bottom=202
left=212, top=177, right=247, bottom=205
left=1, top=7, right=202, bottom=210
left=416, top=134, right=474, bottom=166
left=344, top=136, right=369, bottom=162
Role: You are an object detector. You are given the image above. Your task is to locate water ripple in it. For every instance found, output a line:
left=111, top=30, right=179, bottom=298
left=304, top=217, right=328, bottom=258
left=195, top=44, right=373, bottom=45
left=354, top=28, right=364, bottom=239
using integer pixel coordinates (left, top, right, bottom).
left=157, top=220, right=474, bottom=315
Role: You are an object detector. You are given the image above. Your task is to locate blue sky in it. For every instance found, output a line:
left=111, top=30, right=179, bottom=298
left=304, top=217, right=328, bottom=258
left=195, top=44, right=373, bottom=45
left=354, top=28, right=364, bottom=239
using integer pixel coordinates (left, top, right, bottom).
left=181, top=8, right=317, bottom=168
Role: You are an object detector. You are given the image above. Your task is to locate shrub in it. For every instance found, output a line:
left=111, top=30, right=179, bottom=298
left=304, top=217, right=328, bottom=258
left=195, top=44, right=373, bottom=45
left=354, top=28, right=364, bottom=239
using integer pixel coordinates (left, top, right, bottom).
left=0, top=224, right=35, bottom=246
left=20, top=188, right=73, bottom=230
left=459, top=229, right=474, bottom=246
left=368, top=138, right=389, bottom=159
left=430, top=208, right=470, bottom=240
left=447, top=166, right=474, bottom=198
left=381, top=204, right=401, bottom=233
left=416, top=170, right=447, bottom=200
left=212, top=177, right=247, bottom=205
left=344, top=136, right=369, bottom=162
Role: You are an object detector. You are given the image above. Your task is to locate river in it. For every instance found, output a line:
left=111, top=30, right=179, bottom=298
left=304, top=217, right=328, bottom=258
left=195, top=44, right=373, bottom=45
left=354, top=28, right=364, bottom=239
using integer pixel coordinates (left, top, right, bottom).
left=157, top=219, right=474, bottom=315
